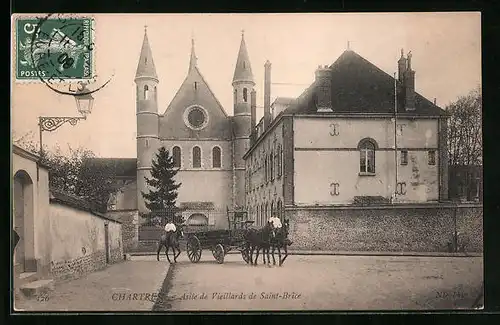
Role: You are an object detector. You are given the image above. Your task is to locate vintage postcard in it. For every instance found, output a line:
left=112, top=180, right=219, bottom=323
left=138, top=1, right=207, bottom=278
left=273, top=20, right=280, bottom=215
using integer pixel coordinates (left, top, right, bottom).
left=11, top=13, right=483, bottom=312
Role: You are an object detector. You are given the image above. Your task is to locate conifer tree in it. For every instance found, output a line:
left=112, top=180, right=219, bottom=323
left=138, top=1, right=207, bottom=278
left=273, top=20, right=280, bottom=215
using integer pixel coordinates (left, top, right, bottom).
left=141, top=146, right=182, bottom=222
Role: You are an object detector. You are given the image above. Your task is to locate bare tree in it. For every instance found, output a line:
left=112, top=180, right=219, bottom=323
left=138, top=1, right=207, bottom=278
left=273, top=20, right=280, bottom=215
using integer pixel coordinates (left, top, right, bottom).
left=446, top=87, right=482, bottom=166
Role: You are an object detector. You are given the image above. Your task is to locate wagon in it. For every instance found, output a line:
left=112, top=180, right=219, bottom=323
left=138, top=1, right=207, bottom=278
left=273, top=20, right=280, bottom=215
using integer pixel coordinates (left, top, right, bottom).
left=185, top=208, right=254, bottom=264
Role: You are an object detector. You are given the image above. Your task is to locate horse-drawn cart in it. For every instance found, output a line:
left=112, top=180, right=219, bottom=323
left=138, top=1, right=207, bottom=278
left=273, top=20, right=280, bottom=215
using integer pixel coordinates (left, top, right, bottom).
left=185, top=208, right=253, bottom=264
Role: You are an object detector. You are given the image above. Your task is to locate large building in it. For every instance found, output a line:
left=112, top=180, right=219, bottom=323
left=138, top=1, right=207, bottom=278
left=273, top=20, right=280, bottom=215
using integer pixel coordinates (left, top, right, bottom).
left=244, top=49, right=449, bottom=227
left=103, top=29, right=449, bottom=230
left=104, top=29, right=257, bottom=228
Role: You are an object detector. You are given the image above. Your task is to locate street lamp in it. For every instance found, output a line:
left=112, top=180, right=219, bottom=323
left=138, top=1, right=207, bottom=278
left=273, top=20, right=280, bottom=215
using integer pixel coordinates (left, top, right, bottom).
left=38, top=84, right=95, bottom=158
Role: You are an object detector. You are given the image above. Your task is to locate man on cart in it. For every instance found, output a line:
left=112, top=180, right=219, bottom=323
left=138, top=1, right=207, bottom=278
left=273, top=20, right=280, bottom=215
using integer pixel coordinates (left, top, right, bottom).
left=164, top=217, right=177, bottom=233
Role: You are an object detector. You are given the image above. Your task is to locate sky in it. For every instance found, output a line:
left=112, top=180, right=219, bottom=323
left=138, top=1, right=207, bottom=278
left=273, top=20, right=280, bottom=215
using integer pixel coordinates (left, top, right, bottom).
left=11, top=12, right=481, bottom=158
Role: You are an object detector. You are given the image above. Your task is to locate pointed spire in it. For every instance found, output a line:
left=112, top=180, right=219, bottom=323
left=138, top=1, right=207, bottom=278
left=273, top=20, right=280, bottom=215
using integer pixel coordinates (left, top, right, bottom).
left=189, top=36, right=197, bottom=72
left=232, top=30, right=254, bottom=84
left=135, top=27, right=158, bottom=81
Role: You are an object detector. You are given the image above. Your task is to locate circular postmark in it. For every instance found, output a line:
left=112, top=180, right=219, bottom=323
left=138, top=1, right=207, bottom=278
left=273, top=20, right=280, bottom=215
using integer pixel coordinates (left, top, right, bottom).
left=21, top=13, right=112, bottom=96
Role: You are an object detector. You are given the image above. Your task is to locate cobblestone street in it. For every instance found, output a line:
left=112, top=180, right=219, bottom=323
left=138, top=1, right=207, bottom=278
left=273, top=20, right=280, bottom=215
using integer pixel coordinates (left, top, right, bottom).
left=13, top=254, right=483, bottom=312
left=14, top=260, right=169, bottom=311
left=154, top=254, right=483, bottom=311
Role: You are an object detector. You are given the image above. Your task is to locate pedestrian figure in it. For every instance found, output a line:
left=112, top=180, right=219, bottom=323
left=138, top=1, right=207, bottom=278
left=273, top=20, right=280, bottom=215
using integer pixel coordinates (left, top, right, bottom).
left=12, top=229, right=20, bottom=255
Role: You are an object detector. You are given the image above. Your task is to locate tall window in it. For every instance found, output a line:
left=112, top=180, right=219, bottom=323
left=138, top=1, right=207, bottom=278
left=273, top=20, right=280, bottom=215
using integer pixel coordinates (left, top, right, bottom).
left=270, top=152, right=274, bottom=181
left=172, top=146, right=181, bottom=168
left=243, top=88, right=248, bottom=102
left=271, top=202, right=275, bottom=217
left=212, top=146, right=221, bottom=168
left=359, top=138, right=376, bottom=174
left=277, top=144, right=283, bottom=178
left=401, top=150, right=408, bottom=165
left=277, top=200, right=282, bottom=221
left=144, top=85, right=149, bottom=100
left=192, top=146, right=201, bottom=168
left=428, top=150, right=436, bottom=165
left=264, top=156, right=268, bottom=182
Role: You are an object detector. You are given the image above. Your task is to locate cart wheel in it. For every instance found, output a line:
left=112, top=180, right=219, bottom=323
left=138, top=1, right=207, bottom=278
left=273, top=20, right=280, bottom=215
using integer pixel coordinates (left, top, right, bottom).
left=187, top=236, right=202, bottom=263
left=213, top=244, right=225, bottom=264
left=241, top=248, right=250, bottom=264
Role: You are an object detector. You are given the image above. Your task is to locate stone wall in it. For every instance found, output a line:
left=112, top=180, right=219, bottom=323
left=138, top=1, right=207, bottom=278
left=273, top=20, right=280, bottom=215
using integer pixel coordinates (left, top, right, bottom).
left=47, top=199, right=123, bottom=281
left=50, top=251, right=106, bottom=281
left=285, top=203, right=482, bottom=252
left=107, top=210, right=139, bottom=252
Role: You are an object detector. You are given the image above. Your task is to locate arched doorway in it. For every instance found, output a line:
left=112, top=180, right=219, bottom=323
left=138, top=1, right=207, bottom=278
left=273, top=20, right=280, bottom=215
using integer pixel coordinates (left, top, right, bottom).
left=187, top=213, right=209, bottom=226
left=13, top=170, right=35, bottom=272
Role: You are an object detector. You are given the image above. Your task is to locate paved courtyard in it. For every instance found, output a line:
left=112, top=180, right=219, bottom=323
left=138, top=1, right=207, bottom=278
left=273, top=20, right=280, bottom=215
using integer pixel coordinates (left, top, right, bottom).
left=153, top=254, right=483, bottom=311
left=13, top=254, right=483, bottom=311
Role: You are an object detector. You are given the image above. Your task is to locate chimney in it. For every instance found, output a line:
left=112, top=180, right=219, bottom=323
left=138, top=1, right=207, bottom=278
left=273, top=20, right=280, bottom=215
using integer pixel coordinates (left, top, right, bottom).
left=250, top=89, right=256, bottom=145
left=315, top=65, right=332, bottom=112
left=398, top=49, right=407, bottom=82
left=404, top=51, right=415, bottom=111
left=264, top=60, right=272, bottom=130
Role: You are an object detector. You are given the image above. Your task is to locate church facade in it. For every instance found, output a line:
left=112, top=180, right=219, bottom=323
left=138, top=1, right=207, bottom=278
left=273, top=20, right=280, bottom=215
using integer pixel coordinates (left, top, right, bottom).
left=107, top=30, right=256, bottom=228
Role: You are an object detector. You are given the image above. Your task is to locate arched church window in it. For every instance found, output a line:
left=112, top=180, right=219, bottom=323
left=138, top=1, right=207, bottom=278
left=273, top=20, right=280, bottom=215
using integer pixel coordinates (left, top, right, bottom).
left=144, top=85, right=149, bottom=100
left=212, top=146, right=221, bottom=168
left=172, top=146, right=181, bottom=168
left=154, top=86, right=157, bottom=101
left=243, top=88, right=248, bottom=102
left=192, top=146, right=201, bottom=168
left=243, top=61, right=246, bottom=69
left=194, top=82, right=198, bottom=90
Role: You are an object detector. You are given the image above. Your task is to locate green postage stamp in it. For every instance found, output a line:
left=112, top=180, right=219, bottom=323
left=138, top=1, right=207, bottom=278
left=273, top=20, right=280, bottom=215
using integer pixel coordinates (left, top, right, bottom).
left=14, top=14, right=95, bottom=82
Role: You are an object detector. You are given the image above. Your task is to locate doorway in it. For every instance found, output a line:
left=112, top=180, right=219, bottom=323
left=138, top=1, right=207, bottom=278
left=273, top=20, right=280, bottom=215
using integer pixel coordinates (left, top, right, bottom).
left=13, top=170, right=35, bottom=273
left=104, top=222, right=110, bottom=264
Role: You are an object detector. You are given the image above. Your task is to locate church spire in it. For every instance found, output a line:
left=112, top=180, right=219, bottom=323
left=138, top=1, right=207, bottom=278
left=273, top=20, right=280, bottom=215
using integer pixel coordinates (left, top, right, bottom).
left=232, top=30, right=254, bottom=85
left=189, top=36, right=197, bottom=72
left=135, top=26, right=158, bottom=81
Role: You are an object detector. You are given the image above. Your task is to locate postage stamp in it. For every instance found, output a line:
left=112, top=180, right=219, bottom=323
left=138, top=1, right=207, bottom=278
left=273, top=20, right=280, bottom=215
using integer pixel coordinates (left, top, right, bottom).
left=13, top=14, right=95, bottom=83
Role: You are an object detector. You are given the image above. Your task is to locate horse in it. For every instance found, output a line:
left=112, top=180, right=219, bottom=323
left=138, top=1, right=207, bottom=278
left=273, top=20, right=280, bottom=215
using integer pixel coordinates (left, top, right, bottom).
left=244, top=221, right=274, bottom=266
left=157, top=224, right=184, bottom=263
left=270, top=218, right=292, bottom=266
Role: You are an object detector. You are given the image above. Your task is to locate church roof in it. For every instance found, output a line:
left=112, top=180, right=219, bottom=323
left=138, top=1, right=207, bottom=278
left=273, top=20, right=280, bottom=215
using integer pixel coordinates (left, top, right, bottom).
left=83, top=158, right=137, bottom=178
left=232, top=32, right=254, bottom=84
left=135, top=29, right=158, bottom=81
left=284, top=50, right=447, bottom=116
left=160, top=40, right=232, bottom=139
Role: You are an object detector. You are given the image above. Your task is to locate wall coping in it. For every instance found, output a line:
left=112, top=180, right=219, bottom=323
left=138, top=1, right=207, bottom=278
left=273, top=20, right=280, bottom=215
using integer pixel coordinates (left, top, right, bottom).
left=50, top=190, right=122, bottom=224
left=12, top=144, right=50, bottom=170
left=107, top=209, right=139, bottom=213
left=285, top=203, right=483, bottom=211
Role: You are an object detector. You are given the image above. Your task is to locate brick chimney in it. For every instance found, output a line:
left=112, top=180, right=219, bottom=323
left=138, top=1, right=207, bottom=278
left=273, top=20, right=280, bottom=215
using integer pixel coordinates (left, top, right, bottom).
left=315, top=65, right=332, bottom=112
left=264, top=60, right=272, bottom=129
left=250, top=89, right=256, bottom=145
left=397, top=49, right=407, bottom=82
left=403, top=51, right=415, bottom=111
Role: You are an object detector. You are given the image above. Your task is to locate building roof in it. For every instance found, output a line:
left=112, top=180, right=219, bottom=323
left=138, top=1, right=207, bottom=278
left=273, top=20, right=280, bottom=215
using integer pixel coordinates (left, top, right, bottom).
left=135, top=29, right=158, bottom=81
left=179, top=201, right=215, bottom=210
left=272, top=97, right=296, bottom=107
left=83, top=158, right=137, bottom=178
left=232, top=32, right=254, bottom=84
left=284, top=50, right=447, bottom=116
